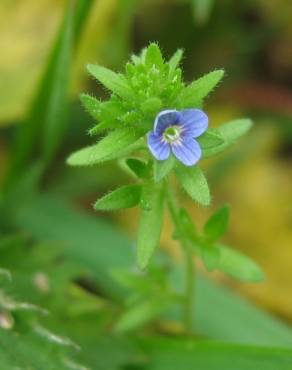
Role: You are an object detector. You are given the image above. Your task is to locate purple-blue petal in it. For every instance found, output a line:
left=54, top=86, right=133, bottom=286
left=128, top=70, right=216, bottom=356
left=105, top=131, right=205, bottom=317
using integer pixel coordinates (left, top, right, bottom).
left=147, top=131, right=171, bottom=160
left=180, top=109, right=208, bottom=138
left=171, top=138, right=202, bottom=166
left=154, top=110, right=180, bottom=135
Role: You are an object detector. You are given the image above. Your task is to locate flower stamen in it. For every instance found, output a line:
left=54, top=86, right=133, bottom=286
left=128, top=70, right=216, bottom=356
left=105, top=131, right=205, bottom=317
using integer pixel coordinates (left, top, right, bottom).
left=163, top=125, right=182, bottom=143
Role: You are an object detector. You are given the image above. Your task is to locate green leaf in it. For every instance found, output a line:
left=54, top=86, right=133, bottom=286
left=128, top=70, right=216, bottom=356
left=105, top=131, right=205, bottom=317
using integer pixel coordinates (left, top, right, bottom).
left=197, top=129, right=224, bottom=150
left=88, top=121, right=112, bottom=135
left=137, top=183, right=164, bottom=269
left=87, top=64, right=132, bottom=99
left=94, top=184, right=141, bottom=211
left=80, top=93, right=101, bottom=121
left=115, top=299, right=168, bottom=333
left=5, top=1, right=91, bottom=189
left=139, top=337, right=292, bottom=370
left=176, top=166, right=211, bottom=206
left=0, top=327, right=83, bottom=370
left=220, top=117, right=253, bottom=142
left=203, top=119, right=253, bottom=158
left=41, top=5, right=73, bottom=167
left=217, top=243, right=265, bottom=282
left=6, top=3, right=73, bottom=187
left=176, top=69, right=224, bottom=108
left=124, top=158, right=149, bottom=179
left=141, top=97, right=162, bottom=115
left=154, top=156, right=176, bottom=182
left=201, top=244, right=221, bottom=271
left=88, top=98, right=127, bottom=135
left=204, top=205, right=230, bottom=241
left=67, top=128, right=144, bottom=166
left=145, top=43, right=164, bottom=68
left=168, top=49, right=183, bottom=77
left=178, top=208, right=198, bottom=239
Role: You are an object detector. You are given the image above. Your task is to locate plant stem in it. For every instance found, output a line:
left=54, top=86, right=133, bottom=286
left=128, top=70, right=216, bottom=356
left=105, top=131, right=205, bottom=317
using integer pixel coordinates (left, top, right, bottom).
left=167, top=184, right=195, bottom=334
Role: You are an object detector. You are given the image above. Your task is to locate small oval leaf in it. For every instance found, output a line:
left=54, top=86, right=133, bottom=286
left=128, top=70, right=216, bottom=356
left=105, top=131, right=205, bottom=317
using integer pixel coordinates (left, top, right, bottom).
left=137, top=183, right=164, bottom=269
left=87, top=64, right=132, bottom=99
left=176, top=165, right=211, bottom=206
left=203, top=118, right=253, bottom=158
left=204, top=205, right=230, bottom=241
left=154, top=156, right=176, bottom=183
left=67, top=128, right=144, bottom=166
left=217, top=243, right=264, bottom=282
left=94, top=184, right=142, bottom=211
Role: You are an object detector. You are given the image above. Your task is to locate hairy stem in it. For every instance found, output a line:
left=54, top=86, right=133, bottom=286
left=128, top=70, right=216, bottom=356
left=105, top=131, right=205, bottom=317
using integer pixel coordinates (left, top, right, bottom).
left=167, top=184, right=195, bottom=334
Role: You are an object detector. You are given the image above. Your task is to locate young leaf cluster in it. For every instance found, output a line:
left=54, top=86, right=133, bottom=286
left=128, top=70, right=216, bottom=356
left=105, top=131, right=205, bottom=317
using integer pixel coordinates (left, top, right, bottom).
left=68, top=43, right=228, bottom=167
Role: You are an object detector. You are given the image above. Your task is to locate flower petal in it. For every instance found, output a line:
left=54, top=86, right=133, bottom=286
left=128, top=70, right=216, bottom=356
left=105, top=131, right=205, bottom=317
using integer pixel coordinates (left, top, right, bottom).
left=171, top=138, right=201, bottom=166
left=180, top=109, right=208, bottom=138
left=154, top=110, right=180, bottom=135
left=147, top=132, right=171, bottom=160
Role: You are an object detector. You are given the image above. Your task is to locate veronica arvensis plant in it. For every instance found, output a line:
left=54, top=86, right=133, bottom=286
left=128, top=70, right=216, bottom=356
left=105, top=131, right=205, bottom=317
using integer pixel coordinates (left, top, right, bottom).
left=67, top=43, right=264, bottom=332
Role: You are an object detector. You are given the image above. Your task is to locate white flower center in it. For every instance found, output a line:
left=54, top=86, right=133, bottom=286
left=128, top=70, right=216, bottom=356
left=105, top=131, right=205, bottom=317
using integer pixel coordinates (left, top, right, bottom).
left=163, top=125, right=182, bottom=143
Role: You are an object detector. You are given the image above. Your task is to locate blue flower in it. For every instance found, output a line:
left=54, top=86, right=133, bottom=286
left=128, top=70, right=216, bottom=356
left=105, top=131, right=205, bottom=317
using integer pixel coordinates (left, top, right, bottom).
left=147, top=109, right=208, bottom=166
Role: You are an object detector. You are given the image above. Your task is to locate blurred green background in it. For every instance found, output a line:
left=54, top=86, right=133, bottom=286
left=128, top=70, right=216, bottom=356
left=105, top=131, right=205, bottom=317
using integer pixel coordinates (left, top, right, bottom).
left=1, top=0, right=292, bottom=367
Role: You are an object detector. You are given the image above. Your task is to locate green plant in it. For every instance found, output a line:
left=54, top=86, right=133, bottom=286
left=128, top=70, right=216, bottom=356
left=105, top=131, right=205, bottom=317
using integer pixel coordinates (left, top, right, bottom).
left=68, top=43, right=263, bottom=333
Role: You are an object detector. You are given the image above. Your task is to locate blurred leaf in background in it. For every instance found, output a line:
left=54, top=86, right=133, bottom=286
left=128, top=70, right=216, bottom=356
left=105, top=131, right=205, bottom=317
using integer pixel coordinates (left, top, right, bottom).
left=0, top=0, right=62, bottom=123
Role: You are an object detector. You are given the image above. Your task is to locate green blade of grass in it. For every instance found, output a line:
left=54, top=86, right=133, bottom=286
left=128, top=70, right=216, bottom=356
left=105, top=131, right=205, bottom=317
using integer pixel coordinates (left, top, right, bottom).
left=139, top=337, right=292, bottom=370
left=5, top=0, right=92, bottom=190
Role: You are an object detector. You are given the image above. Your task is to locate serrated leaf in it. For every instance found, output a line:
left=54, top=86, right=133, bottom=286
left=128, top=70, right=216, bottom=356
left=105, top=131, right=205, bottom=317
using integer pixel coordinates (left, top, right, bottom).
left=197, top=129, right=224, bottom=150
left=168, top=49, right=183, bottom=77
left=154, top=156, right=176, bottom=182
left=217, top=243, right=264, bottom=282
left=67, top=128, right=145, bottom=166
left=87, top=64, right=133, bottom=99
left=204, top=205, right=230, bottom=241
left=94, top=184, right=141, bottom=211
left=88, top=99, right=127, bottom=135
left=131, top=54, right=142, bottom=65
left=88, top=121, right=112, bottom=136
left=145, top=43, right=164, bottom=68
left=137, top=183, right=164, bottom=269
left=176, top=69, right=224, bottom=108
left=203, top=118, right=253, bottom=158
left=176, top=166, right=210, bottom=206
left=80, top=93, right=101, bottom=121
